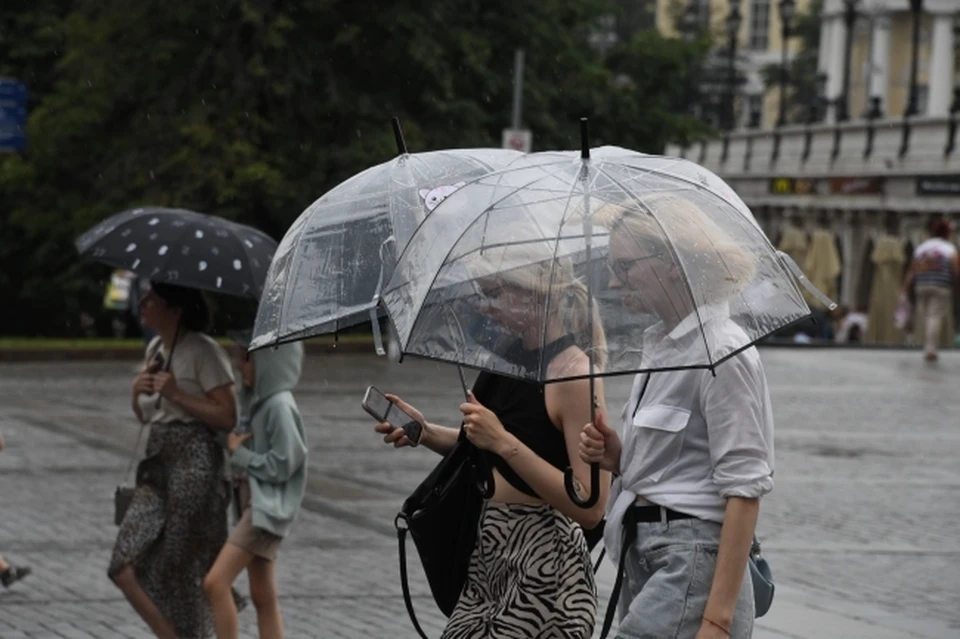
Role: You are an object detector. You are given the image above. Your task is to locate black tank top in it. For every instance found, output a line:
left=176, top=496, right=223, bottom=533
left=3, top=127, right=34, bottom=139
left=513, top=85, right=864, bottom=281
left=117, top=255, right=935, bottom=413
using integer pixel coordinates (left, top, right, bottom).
left=473, top=335, right=575, bottom=499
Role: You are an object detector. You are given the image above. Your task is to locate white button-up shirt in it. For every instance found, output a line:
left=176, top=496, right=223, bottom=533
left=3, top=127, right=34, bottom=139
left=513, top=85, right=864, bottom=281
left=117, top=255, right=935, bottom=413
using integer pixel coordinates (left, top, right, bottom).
left=603, top=307, right=775, bottom=561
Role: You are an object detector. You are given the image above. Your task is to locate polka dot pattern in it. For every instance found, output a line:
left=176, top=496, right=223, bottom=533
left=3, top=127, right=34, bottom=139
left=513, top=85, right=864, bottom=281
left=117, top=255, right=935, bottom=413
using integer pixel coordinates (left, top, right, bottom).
left=75, top=207, right=276, bottom=300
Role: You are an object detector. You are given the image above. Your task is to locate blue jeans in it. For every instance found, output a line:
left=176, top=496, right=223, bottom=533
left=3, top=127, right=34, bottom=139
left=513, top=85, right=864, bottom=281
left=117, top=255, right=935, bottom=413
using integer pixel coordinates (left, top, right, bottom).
left=616, top=518, right=754, bottom=639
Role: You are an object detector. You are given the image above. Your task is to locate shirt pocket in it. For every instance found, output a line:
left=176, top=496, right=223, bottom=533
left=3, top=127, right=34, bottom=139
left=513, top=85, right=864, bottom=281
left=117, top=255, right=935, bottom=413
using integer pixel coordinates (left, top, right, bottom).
left=629, top=405, right=691, bottom=482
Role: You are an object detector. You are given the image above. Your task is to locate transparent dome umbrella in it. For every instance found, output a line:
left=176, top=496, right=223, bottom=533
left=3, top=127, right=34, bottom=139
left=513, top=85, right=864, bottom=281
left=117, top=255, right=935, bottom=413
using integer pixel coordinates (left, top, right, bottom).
left=383, top=120, right=832, bottom=508
left=76, top=207, right=277, bottom=299
left=249, top=119, right=522, bottom=353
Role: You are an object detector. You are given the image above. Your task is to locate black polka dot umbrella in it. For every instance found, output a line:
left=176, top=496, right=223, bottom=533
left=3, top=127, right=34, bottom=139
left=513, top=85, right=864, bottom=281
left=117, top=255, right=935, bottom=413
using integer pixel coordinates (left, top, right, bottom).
left=75, top=207, right=277, bottom=300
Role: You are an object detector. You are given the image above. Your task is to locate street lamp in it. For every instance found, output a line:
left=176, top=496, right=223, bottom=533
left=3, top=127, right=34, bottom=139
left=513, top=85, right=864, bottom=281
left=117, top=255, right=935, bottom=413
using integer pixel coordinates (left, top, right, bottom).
left=904, top=0, right=924, bottom=117
left=837, top=0, right=858, bottom=122
left=776, top=0, right=797, bottom=127
left=724, top=2, right=743, bottom=131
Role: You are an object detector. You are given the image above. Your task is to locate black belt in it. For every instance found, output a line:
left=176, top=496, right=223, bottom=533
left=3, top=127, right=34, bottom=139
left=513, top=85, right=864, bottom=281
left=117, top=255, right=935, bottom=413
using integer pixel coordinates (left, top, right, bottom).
left=630, top=504, right=697, bottom=523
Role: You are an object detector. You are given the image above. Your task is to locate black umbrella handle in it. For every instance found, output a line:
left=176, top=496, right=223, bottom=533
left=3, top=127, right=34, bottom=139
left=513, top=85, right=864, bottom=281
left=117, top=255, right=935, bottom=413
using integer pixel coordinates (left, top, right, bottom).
left=564, top=463, right=600, bottom=508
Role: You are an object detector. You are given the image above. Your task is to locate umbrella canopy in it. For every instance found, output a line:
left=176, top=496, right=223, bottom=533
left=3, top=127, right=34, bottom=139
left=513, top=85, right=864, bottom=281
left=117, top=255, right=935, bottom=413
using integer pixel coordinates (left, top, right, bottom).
left=76, top=207, right=276, bottom=299
left=383, top=146, right=814, bottom=382
left=249, top=147, right=522, bottom=351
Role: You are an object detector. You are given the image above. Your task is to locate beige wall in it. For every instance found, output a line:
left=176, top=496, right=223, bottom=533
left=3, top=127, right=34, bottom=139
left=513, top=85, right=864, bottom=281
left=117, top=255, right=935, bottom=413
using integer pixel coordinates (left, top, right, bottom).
left=845, top=11, right=935, bottom=118
left=656, top=0, right=814, bottom=130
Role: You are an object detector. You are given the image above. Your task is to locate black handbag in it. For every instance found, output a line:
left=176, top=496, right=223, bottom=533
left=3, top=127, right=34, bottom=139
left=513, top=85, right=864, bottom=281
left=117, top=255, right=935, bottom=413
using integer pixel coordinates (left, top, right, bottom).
left=395, top=429, right=491, bottom=639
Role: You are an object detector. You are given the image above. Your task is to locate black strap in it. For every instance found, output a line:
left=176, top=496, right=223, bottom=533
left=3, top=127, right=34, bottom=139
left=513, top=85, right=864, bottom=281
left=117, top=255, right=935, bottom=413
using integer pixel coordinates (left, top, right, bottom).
left=599, top=506, right=638, bottom=639
left=397, top=519, right=430, bottom=639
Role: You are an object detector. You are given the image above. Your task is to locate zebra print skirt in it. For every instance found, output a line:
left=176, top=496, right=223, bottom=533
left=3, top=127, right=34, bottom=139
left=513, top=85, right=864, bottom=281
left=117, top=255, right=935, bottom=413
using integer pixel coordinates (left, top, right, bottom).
left=441, top=501, right=597, bottom=639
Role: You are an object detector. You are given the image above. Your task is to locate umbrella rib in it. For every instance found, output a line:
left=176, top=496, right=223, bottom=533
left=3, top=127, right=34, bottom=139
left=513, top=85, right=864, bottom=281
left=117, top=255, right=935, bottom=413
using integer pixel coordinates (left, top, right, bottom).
left=540, top=162, right=591, bottom=369
left=390, top=156, right=570, bottom=272
left=592, top=162, right=716, bottom=369
left=392, top=160, right=578, bottom=351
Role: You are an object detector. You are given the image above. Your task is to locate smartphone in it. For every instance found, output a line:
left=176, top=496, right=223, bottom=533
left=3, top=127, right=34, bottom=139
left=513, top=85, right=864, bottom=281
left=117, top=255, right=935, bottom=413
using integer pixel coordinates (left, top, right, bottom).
left=362, top=385, right=423, bottom=447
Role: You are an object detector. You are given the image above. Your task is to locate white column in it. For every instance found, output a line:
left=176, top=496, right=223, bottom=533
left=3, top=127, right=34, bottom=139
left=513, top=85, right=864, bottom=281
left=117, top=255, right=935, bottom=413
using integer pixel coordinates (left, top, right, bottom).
left=927, top=11, right=955, bottom=116
left=818, top=13, right=834, bottom=78
left=826, top=15, right=847, bottom=123
left=867, top=14, right=891, bottom=114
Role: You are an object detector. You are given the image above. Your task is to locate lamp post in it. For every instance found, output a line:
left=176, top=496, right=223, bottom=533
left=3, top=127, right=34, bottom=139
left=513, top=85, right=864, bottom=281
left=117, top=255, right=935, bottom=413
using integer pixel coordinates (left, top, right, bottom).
left=776, top=0, right=797, bottom=127
left=836, top=0, right=858, bottom=122
left=724, top=2, right=743, bottom=132
left=904, top=0, right=924, bottom=117
left=682, top=2, right=701, bottom=118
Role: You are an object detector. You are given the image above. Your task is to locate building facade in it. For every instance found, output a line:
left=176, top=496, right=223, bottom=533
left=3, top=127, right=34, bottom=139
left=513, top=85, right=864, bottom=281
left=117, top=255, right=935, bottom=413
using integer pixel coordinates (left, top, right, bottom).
left=664, top=0, right=960, bottom=317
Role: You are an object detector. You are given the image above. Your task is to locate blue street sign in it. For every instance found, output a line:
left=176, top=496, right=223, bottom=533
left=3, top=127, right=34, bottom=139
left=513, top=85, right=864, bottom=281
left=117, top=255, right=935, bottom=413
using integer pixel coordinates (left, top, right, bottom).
left=0, top=78, right=27, bottom=152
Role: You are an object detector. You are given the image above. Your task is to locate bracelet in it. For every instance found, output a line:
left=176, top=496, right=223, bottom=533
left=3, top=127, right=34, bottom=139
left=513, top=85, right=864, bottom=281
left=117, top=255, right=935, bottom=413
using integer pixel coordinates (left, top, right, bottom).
left=703, top=616, right=731, bottom=636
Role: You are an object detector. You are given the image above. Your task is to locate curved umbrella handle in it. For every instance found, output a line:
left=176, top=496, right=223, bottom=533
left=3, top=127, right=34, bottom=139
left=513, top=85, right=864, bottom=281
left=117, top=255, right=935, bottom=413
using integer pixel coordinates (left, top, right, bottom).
left=564, top=463, right=600, bottom=508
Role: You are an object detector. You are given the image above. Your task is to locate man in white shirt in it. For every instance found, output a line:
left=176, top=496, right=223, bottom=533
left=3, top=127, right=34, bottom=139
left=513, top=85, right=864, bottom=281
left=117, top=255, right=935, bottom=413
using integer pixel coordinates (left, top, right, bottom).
left=582, top=198, right=775, bottom=639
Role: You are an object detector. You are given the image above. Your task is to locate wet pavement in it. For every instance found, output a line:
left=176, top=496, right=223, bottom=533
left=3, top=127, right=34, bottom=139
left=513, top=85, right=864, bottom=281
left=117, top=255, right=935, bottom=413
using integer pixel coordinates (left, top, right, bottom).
left=0, top=347, right=958, bottom=637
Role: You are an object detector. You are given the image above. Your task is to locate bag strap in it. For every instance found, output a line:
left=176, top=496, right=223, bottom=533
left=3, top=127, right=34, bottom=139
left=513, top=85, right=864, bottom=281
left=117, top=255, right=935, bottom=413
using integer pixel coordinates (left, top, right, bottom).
left=121, top=338, right=164, bottom=483
left=396, top=515, right=431, bottom=639
left=599, top=506, right=638, bottom=639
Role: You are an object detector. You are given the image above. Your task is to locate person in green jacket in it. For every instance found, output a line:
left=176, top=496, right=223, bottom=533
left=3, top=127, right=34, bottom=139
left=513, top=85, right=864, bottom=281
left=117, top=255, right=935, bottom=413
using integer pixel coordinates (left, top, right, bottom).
left=204, top=338, right=308, bottom=639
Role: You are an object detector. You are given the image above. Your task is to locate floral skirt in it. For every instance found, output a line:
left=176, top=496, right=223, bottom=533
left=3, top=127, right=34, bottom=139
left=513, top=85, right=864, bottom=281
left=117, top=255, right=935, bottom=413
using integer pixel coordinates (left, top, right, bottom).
left=109, top=421, right=236, bottom=638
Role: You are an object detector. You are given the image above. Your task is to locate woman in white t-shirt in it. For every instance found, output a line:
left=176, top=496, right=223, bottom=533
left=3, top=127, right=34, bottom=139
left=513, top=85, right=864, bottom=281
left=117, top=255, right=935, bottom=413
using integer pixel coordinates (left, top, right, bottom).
left=109, top=282, right=239, bottom=639
left=902, top=218, right=959, bottom=361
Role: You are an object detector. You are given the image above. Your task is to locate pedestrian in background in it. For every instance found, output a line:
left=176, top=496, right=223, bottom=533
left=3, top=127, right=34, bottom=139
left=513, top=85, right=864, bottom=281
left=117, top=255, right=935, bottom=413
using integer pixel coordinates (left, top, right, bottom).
left=902, top=218, right=959, bottom=361
left=204, top=338, right=308, bottom=639
left=0, top=432, right=32, bottom=589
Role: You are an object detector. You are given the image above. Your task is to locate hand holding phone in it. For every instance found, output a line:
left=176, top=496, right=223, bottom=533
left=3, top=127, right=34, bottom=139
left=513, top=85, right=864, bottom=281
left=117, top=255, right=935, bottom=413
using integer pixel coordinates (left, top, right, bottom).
left=362, top=385, right=424, bottom=447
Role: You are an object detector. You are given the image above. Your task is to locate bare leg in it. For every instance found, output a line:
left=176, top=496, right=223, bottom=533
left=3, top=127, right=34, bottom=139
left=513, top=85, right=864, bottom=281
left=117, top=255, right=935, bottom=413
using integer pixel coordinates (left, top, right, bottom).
left=111, top=566, right=178, bottom=639
left=205, top=543, right=254, bottom=639
left=248, top=557, right=284, bottom=639
left=0, top=556, right=8, bottom=572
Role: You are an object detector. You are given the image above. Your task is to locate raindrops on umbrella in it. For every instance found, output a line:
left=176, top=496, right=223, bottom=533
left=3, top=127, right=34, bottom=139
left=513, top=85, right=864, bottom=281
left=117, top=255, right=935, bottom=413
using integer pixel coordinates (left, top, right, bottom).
left=216, top=277, right=223, bottom=288
left=232, top=259, right=242, bottom=271
left=132, top=258, right=141, bottom=269
left=158, top=245, right=169, bottom=256
left=195, top=230, right=204, bottom=239
left=199, top=260, right=208, bottom=271
left=125, top=243, right=137, bottom=253
left=148, top=218, right=160, bottom=226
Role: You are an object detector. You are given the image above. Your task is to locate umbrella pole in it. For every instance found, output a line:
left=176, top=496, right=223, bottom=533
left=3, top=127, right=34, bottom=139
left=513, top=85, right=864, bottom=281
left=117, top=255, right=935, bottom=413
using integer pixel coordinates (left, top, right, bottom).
left=391, top=117, right=408, bottom=155
left=565, top=118, right=601, bottom=509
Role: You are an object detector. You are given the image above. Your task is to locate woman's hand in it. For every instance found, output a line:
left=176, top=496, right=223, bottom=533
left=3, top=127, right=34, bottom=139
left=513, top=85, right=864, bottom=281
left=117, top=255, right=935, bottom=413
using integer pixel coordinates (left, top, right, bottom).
left=374, top=394, right=427, bottom=449
left=227, top=432, right=253, bottom=453
left=132, top=360, right=160, bottom=396
left=152, top=371, right=180, bottom=400
left=460, top=392, right=514, bottom=456
left=578, top=411, right=622, bottom=475
left=132, top=371, right=155, bottom=396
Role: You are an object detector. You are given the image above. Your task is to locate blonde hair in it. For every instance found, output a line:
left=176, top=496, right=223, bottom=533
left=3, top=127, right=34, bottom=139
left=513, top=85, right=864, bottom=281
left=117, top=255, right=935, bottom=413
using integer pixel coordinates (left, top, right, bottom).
left=599, top=193, right=757, bottom=299
left=470, top=240, right=608, bottom=371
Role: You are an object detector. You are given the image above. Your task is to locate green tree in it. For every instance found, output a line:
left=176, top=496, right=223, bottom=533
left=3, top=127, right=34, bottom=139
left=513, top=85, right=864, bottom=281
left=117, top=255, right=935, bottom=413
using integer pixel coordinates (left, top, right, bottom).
left=0, top=0, right=709, bottom=336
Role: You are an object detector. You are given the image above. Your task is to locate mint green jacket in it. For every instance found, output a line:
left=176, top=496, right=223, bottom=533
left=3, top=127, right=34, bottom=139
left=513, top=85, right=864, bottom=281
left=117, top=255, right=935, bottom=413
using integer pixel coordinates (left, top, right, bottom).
left=230, top=342, right=307, bottom=538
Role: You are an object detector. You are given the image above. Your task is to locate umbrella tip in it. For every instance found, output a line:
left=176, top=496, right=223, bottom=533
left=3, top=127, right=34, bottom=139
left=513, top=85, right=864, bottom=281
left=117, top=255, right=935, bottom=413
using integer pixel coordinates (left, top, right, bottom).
left=391, top=117, right=408, bottom=155
left=580, top=118, right=589, bottom=160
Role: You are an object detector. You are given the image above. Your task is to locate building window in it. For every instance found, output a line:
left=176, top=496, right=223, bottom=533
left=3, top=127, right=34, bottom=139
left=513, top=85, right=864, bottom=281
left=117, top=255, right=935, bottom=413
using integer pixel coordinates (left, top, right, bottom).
left=749, top=0, right=771, bottom=51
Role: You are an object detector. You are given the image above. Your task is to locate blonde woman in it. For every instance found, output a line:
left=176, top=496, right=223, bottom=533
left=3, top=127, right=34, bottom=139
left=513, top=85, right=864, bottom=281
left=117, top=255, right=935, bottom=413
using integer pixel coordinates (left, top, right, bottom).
left=581, top=194, right=773, bottom=639
left=373, top=250, right=609, bottom=639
